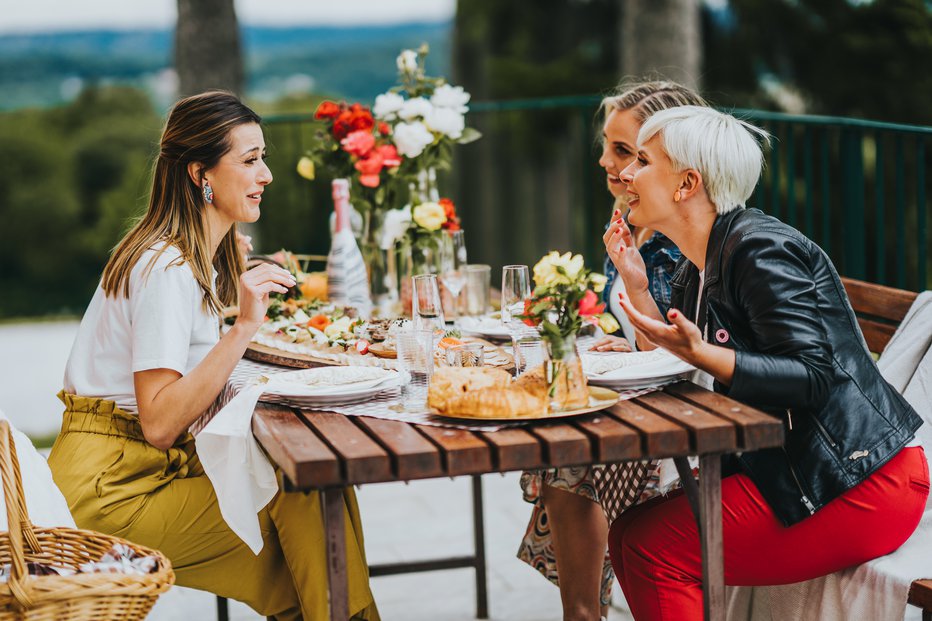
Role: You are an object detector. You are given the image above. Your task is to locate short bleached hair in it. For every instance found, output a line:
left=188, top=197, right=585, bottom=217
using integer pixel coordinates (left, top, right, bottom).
left=638, top=106, right=770, bottom=215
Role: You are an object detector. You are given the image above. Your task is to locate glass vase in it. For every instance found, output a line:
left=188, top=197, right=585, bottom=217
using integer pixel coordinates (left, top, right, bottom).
left=360, top=208, right=400, bottom=317
left=546, top=334, right=589, bottom=411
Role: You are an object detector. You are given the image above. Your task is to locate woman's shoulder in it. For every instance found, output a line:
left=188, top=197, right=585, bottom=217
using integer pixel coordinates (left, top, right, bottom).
left=131, top=241, right=196, bottom=288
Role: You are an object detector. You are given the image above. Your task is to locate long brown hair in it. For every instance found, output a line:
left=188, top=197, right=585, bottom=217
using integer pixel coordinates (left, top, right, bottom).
left=102, top=91, right=261, bottom=314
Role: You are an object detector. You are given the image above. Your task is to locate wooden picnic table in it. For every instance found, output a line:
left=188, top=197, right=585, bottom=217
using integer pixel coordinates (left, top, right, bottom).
left=252, top=380, right=784, bottom=621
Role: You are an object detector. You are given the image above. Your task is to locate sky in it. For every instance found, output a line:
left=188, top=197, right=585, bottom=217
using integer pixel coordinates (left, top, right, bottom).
left=0, top=0, right=457, bottom=34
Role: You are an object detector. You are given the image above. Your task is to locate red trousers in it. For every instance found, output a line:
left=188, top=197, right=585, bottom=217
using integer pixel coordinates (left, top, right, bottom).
left=608, top=447, right=929, bottom=621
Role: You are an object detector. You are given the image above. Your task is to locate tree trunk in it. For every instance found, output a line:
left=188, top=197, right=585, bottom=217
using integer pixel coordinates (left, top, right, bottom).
left=620, top=0, right=702, bottom=89
left=174, top=0, right=244, bottom=97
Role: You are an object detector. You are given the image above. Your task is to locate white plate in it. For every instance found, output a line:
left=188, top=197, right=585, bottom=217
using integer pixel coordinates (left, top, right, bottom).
left=262, top=367, right=400, bottom=398
left=456, top=316, right=513, bottom=340
left=582, top=350, right=695, bottom=385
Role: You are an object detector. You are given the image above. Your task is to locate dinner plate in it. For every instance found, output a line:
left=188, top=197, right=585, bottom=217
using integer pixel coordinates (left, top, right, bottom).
left=456, top=315, right=513, bottom=341
left=260, top=367, right=401, bottom=401
left=582, top=350, right=694, bottom=389
left=432, top=386, right=619, bottom=422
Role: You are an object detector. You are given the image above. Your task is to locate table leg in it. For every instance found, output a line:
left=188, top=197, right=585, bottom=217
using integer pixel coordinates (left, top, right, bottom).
left=323, top=488, right=349, bottom=621
left=698, top=454, right=724, bottom=621
left=471, top=474, right=489, bottom=619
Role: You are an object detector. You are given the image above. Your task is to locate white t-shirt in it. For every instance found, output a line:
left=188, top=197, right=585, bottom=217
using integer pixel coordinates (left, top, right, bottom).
left=63, top=243, right=220, bottom=414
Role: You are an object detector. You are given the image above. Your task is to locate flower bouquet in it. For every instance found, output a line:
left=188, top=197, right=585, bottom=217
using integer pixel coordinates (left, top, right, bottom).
left=521, top=252, right=619, bottom=410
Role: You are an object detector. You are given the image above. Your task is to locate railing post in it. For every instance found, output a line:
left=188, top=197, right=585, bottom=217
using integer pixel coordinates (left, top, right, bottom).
left=842, top=129, right=866, bottom=279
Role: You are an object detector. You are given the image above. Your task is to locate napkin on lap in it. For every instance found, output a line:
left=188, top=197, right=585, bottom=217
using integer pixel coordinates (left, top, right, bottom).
left=195, top=383, right=278, bottom=555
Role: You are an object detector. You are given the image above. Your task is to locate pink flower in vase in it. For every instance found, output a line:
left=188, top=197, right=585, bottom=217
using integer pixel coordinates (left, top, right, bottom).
left=341, top=129, right=376, bottom=157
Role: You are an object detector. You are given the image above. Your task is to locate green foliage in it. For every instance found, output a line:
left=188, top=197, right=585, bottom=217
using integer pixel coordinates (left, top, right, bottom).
left=0, top=86, right=158, bottom=318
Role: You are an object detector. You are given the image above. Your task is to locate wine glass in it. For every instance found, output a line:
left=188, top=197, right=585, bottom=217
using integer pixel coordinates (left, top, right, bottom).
left=440, top=230, right=467, bottom=320
left=501, top=265, right=531, bottom=335
left=412, top=274, right=445, bottom=332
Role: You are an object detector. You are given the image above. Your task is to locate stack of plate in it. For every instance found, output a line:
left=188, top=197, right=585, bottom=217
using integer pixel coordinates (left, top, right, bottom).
left=582, top=350, right=695, bottom=390
left=258, top=367, right=400, bottom=407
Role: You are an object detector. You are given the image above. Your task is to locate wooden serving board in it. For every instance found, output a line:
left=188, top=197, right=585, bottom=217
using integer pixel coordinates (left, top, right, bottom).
left=244, top=342, right=340, bottom=369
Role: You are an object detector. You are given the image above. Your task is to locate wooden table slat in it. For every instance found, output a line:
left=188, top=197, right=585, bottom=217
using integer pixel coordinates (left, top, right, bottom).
left=635, top=391, right=737, bottom=453
left=606, top=400, right=690, bottom=458
left=414, top=425, right=493, bottom=476
left=572, top=412, right=643, bottom=463
left=478, top=428, right=543, bottom=472
left=664, top=382, right=784, bottom=450
left=527, top=423, right=593, bottom=467
left=298, top=410, right=392, bottom=484
left=253, top=405, right=342, bottom=488
left=353, top=417, right=444, bottom=481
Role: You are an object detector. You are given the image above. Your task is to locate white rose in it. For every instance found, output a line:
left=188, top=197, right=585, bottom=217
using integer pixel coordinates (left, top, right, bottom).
left=398, top=97, right=433, bottom=121
left=431, top=84, right=470, bottom=113
left=373, top=92, right=405, bottom=120
left=380, top=206, right=412, bottom=250
left=424, top=107, right=465, bottom=139
left=392, top=121, right=434, bottom=158
left=396, top=50, right=418, bottom=74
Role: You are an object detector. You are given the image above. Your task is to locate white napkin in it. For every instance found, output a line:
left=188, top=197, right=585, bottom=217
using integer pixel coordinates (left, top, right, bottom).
left=195, top=384, right=278, bottom=555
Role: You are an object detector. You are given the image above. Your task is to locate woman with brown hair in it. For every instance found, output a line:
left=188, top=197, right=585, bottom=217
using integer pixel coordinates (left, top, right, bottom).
left=517, top=81, right=707, bottom=621
left=48, top=91, right=379, bottom=620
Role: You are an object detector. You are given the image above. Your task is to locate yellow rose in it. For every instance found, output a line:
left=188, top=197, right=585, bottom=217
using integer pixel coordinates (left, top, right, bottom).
left=597, top=313, right=621, bottom=334
left=533, top=251, right=585, bottom=288
left=532, top=252, right=561, bottom=288
left=412, top=202, right=446, bottom=231
left=296, top=156, right=315, bottom=180
left=589, top=273, right=607, bottom=294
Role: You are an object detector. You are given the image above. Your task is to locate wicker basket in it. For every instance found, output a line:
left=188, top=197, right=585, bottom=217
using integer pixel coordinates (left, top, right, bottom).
left=0, top=420, right=175, bottom=620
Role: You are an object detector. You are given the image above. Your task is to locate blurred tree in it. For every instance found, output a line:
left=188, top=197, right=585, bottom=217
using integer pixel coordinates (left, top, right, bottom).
left=175, top=0, right=244, bottom=96
left=621, top=0, right=703, bottom=89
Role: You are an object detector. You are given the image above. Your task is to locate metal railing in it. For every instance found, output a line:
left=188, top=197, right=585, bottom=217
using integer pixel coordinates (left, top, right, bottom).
left=259, top=97, right=930, bottom=291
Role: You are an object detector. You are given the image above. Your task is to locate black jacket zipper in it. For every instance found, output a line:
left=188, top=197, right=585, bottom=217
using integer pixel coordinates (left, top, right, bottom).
left=783, top=446, right=816, bottom=514
left=811, top=415, right=839, bottom=449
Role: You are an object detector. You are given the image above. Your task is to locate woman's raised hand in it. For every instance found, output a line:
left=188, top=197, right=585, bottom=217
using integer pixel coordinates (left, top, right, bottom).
left=237, top=263, right=296, bottom=328
left=616, top=292, right=701, bottom=361
left=603, top=213, right=650, bottom=294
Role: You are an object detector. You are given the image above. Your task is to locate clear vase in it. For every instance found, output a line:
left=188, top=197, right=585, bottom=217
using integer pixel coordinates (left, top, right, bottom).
left=546, top=334, right=589, bottom=411
left=360, top=209, right=399, bottom=317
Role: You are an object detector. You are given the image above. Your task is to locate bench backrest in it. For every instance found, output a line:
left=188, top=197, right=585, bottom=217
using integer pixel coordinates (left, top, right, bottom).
left=841, top=277, right=918, bottom=355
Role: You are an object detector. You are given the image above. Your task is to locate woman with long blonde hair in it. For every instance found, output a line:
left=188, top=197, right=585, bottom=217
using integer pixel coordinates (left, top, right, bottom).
left=49, top=91, right=379, bottom=620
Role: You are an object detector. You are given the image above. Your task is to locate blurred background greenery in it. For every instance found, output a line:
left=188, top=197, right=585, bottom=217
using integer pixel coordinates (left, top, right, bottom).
left=1, top=0, right=930, bottom=319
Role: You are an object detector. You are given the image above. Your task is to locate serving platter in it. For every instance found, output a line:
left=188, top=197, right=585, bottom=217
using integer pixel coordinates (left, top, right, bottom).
left=433, top=385, right=619, bottom=422
left=244, top=342, right=341, bottom=369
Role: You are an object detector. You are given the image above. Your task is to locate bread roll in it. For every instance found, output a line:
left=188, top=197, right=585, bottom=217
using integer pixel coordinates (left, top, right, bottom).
left=428, top=366, right=511, bottom=412
left=442, top=386, right=548, bottom=419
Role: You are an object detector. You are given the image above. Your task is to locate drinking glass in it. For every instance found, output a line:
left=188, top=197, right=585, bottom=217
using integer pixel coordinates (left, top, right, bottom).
left=501, top=265, right=531, bottom=333
left=512, top=334, right=548, bottom=376
left=439, top=230, right=467, bottom=319
left=395, top=328, right=435, bottom=411
left=412, top=274, right=445, bottom=332
left=464, top=264, right=491, bottom=318
left=445, top=342, right=485, bottom=367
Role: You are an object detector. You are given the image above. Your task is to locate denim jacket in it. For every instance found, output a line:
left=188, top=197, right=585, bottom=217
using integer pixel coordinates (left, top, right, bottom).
left=602, top=226, right=681, bottom=322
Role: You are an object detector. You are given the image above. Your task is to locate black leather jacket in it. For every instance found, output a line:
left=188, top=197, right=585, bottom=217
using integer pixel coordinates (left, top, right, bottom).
left=671, top=208, right=922, bottom=526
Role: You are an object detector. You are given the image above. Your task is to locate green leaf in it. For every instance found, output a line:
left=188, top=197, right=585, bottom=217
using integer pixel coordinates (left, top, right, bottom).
left=457, top=127, right=482, bottom=144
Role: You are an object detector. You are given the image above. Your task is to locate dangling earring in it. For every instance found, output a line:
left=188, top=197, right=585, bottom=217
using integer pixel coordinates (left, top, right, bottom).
left=203, top=180, right=214, bottom=204
left=673, top=190, right=682, bottom=202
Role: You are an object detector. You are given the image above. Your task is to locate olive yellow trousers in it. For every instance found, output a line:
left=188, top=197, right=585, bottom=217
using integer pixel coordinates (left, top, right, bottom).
left=48, top=392, right=379, bottom=621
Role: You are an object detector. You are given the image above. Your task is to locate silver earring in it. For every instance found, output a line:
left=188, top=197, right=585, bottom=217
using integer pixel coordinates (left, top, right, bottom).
left=203, top=181, right=214, bottom=204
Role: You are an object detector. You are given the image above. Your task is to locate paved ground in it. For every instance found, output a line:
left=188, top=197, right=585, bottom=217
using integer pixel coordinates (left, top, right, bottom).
left=0, top=320, right=634, bottom=620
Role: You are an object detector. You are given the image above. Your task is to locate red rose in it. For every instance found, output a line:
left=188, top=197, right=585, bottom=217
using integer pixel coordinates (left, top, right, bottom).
left=378, top=122, right=391, bottom=135
left=374, top=144, right=401, bottom=168
left=578, top=289, right=606, bottom=317
left=439, top=198, right=460, bottom=230
left=314, top=100, right=341, bottom=120
left=355, top=152, right=385, bottom=188
left=522, top=299, right=539, bottom=327
left=347, top=104, right=375, bottom=132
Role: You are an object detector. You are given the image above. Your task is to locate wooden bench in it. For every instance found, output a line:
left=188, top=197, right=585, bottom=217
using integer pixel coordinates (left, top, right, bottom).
left=841, top=277, right=930, bottom=621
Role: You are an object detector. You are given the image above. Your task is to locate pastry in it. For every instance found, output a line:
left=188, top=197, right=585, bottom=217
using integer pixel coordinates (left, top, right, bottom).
left=442, top=386, right=548, bottom=419
left=428, top=366, right=512, bottom=412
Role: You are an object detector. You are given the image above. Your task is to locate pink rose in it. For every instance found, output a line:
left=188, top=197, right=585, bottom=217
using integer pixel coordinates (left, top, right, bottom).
left=341, top=130, right=376, bottom=157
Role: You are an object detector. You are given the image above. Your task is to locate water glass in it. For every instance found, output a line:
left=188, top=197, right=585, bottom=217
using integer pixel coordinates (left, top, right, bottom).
left=395, top=328, right=435, bottom=411
left=464, top=264, right=491, bottom=318
left=513, top=334, right=547, bottom=376
left=412, top=274, right=445, bottom=332
left=440, top=230, right=468, bottom=318
left=501, top=265, right=531, bottom=330
left=445, top=342, right=485, bottom=367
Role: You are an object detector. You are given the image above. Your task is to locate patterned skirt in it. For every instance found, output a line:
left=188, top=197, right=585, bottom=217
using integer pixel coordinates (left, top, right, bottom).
left=517, top=460, right=661, bottom=606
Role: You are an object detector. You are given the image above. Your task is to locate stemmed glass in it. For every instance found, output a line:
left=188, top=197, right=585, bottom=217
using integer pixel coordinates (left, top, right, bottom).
left=440, top=230, right=467, bottom=320
left=501, top=265, right=531, bottom=334
left=412, top=274, right=445, bottom=332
